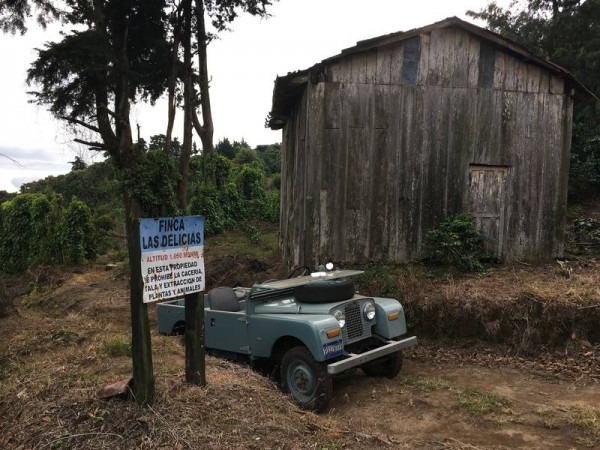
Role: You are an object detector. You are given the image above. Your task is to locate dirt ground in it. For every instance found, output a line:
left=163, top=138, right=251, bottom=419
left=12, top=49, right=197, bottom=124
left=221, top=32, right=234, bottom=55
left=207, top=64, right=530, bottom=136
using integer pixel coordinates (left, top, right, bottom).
left=0, top=261, right=599, bottom=449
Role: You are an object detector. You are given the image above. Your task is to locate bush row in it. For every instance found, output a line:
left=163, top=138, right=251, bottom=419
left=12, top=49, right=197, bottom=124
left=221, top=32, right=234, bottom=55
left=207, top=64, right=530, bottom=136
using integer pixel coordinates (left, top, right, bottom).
left=0, top=194, right=97, bottom=273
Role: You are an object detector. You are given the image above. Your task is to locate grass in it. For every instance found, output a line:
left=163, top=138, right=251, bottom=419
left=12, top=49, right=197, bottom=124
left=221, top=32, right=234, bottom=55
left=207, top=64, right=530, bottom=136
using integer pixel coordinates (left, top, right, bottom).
left=101, top=337, right=132, bottom=357
left=205, top=223, right=279, bottom=259
left=401, top=374, right=449, bottom=392
left=453, top=387, right=511, bottom=417
left=570, top=407, right=600, bottom=436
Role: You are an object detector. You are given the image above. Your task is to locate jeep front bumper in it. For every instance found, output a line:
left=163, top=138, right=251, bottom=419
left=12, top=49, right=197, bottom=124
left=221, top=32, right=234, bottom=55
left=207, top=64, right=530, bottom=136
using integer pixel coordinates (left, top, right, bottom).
left=326, top=336, right=418, bottom=375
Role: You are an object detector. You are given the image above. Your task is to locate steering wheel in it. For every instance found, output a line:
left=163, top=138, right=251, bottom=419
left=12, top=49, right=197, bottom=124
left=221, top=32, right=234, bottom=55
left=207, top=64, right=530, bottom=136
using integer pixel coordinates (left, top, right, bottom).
left=287, top=265, right=311, bottom=279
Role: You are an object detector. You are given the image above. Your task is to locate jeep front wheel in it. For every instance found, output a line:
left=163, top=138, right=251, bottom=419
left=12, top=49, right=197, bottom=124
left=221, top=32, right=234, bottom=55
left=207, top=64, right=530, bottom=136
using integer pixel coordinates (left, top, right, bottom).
left=281, top=346, right=332, bottom=413
left=361, top=350, right=403, bottom=379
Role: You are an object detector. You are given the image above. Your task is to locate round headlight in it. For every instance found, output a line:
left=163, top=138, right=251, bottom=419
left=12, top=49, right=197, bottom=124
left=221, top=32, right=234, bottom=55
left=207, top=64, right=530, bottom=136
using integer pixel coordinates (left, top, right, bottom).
left=363, top=303, right=376, bottom=320
left=332, top=309, right=346, bottom=328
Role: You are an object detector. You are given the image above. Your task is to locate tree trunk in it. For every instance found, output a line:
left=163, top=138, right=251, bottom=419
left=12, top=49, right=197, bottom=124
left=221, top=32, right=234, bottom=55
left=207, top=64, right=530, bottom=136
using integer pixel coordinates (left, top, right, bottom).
left=178, top=0, right=193, bottom=211
left=195, top=0, right=214, bottom=157
left=124, top=189, right=155, bottom=406
left=165, top=12, right=181, bottom=156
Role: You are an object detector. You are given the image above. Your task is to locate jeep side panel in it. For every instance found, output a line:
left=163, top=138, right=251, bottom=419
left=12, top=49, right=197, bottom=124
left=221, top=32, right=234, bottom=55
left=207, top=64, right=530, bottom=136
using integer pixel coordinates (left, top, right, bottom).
left=205, top=310, right=250, bottom=354
left=156, top=299, right=186, bottom=335
left=248, top=314, right=342, bottom=362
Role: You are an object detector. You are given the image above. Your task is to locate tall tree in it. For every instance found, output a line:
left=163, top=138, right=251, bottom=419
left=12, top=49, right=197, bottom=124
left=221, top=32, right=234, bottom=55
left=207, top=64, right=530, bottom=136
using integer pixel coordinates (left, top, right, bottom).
left=3, top=0, right=172, bottom=405
left=176, top=0, right=274, bottom=208
left=468, top=0, right=600, bottom=191
left=1, top=0, right=278, bottom=401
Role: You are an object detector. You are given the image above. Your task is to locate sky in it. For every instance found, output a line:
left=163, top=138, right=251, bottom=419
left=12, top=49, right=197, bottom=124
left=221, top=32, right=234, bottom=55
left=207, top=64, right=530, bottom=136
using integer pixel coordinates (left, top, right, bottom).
left=0, top=0, right=511, bottom=193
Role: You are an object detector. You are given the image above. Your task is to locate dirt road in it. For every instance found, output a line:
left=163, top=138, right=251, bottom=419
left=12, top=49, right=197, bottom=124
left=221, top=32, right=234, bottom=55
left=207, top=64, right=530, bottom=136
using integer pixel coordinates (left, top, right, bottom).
left=330, top=343, right=600, bottom=449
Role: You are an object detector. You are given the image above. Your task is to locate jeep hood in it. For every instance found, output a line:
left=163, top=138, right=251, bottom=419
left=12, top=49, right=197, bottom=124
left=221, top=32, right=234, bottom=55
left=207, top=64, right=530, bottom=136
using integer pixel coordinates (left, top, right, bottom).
left=254, top=294, right=373, bottom=315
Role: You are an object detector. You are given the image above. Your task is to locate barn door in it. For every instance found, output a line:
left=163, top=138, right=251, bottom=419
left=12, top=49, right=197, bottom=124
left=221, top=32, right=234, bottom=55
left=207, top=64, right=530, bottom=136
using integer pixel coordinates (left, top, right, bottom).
left=467, top=166, right=509, bottom=259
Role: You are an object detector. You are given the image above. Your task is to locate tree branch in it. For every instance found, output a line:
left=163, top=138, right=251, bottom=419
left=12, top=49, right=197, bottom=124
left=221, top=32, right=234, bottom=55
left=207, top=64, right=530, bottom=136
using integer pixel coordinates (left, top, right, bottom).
left=74, top=138, right=106, bottom=149
left=0, top=153, right=23, bottom=167
left=191, top=108, right=203, bottom=137
left=59, top=116, right=100, bottom=133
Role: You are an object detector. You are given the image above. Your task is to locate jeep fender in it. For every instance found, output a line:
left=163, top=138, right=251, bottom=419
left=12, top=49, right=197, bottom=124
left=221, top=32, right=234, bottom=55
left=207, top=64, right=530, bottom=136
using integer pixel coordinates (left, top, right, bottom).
left=249, top=314, right=342, bottom=362
left=372, top=298, right=407, bottom=339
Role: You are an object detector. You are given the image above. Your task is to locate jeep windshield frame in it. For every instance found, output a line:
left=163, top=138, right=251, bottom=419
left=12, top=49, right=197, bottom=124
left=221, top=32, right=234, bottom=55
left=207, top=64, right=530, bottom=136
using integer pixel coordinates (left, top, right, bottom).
left=251, top=269, right=364, bottom=292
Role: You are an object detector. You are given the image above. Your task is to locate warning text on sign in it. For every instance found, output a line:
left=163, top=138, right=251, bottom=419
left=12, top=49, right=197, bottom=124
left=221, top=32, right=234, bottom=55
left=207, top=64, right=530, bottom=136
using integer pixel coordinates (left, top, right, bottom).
left=139, top=216, right=205, bottom=303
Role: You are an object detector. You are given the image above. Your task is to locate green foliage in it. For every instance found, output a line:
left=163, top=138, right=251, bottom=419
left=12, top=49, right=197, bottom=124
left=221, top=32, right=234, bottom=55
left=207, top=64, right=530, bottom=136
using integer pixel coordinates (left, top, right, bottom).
left=61, top=197, right=95, bottom=264
left=0, top=193, right=97, bottom=273
left=69, top=156, right=87, bottom=171
left=188, top=186, right=227, bottom=236
left=121, top=149, right=180, bottom=217
left=188, top=155, right=280, bottom=237
left=0, top=190, right=16, bottom=205
left=255, top=143, right=281, bottom=174
left=423, top=214, right=486, bottom=272
left=263, top=190, right=280, bottom=223
left=270, top=173, right=281, bottom=190
left=148, top=134, right=182, bottom=158
left=234, top=146, right=259, bottom=165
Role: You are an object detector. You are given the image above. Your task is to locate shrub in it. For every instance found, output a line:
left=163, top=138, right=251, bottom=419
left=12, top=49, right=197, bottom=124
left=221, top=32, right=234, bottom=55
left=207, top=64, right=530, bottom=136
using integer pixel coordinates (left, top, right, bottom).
left=0, top=193, right=98, bottom=273
left=423, top=214, right=486, bottom=272
left=121, top=149, right=180, bottom=216
left=263, top=190, right=280, bottom=223
left=188, top=186, right=225, bottom=236
left=61, top=197, right=96, bottom=264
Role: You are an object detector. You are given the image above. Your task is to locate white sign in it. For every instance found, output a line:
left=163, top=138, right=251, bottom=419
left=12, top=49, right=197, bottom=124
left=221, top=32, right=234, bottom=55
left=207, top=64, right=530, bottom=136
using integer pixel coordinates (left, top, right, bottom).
left=139, top=216, right=205, bottom=303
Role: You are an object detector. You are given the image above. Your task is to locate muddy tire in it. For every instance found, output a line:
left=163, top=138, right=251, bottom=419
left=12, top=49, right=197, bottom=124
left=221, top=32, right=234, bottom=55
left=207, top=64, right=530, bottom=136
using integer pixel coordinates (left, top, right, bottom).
left=281, top=346, right=332, bottom=412
left=171, top=321, right=185, bottom=336
left=361, top=350, right=403, bottom=379
left=294, top=278, right=355, bottom=304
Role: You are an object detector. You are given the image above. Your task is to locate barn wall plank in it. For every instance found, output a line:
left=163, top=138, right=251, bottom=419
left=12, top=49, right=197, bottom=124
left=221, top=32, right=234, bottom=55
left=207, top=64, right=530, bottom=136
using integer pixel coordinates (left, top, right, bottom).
left=440, top=29, right=455, bottom=87
left=376, top=45, right=392, bottom=84
left=390, top=42, right=405, bottom=85
left=452, top=29, right=469, bottom=88
left=307, top=82, right=325, bottom=263
left=493, top=51, right=505, bottom=90
left=503, top=54, right=518, bottom=91
left=550, top=75, right=565, bottom=94
left=351, top=53, right=368, bottom=84
left=467, top=35, right=480, bottom=88
left=527, top=65, right=541, bottom=93
left=427, top=29, right=444, bottom=86
left=418, top=33, right=430, bottom=86
left=366, top=49, right=378, bottom=84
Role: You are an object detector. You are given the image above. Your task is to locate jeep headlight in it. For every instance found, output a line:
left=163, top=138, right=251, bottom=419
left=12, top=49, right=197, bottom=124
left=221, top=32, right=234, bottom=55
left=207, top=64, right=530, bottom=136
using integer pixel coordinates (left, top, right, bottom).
left=332, top=309, right=345, bottom=328
left=363, top=303, right=376, bottom=320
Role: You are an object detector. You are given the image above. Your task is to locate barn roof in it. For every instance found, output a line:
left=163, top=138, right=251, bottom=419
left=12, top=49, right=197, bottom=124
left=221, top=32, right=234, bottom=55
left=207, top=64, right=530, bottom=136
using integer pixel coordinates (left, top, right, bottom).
left=267, top=16, right=596, bottom=130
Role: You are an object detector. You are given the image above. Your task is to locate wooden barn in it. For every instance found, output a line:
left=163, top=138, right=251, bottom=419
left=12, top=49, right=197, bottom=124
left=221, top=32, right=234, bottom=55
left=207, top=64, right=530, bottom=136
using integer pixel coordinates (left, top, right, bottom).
left=267, top=17, right=594, bottom=267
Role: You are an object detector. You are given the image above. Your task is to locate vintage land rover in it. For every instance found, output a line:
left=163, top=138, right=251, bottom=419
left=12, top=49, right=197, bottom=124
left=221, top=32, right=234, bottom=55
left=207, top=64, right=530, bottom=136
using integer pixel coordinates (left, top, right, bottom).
left=156, top=266, right=416, bottom=412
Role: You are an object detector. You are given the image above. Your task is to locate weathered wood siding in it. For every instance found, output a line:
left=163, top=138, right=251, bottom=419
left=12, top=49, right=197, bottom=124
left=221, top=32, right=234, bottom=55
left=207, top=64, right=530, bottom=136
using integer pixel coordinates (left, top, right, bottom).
left=280, top=27, right=573, bottom=266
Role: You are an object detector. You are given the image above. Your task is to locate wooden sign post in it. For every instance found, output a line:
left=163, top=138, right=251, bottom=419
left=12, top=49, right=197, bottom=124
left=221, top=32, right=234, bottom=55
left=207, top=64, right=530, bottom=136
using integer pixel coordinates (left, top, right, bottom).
left=129, top=219, right=155, bottom=405
left=133, top=216, right=206, bottom=400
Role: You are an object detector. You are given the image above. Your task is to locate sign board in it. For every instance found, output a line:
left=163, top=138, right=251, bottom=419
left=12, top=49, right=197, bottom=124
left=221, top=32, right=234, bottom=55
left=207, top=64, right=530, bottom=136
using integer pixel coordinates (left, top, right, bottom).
left=139, top=216, right=205, bottom=303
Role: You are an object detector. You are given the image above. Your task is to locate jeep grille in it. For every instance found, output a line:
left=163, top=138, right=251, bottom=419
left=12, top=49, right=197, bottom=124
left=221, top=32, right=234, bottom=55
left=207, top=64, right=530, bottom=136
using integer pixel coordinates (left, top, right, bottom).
left=342, top=301, right=372, bottom=344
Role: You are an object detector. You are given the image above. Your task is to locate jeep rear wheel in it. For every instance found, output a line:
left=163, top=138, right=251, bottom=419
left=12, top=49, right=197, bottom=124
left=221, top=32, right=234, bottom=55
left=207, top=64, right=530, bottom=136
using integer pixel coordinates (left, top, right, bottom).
left=361, top=350, right=403, bottom=379
left=281, top=346, right=332, bottom=412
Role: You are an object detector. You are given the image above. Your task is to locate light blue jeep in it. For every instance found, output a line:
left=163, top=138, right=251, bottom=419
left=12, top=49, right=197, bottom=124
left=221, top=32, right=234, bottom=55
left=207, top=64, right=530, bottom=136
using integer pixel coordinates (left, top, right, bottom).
left=156, top=267, right=417, bottom=412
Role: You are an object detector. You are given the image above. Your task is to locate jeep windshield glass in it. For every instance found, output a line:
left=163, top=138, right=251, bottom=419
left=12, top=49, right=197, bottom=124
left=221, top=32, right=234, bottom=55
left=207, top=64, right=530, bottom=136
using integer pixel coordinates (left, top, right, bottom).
left=252, top=269, right=364, bottom=291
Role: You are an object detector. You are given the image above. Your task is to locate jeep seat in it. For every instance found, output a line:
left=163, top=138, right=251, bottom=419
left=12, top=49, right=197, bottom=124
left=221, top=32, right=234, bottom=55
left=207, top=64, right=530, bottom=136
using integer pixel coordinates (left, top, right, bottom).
left=207, top=287, right=241, bottom=312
